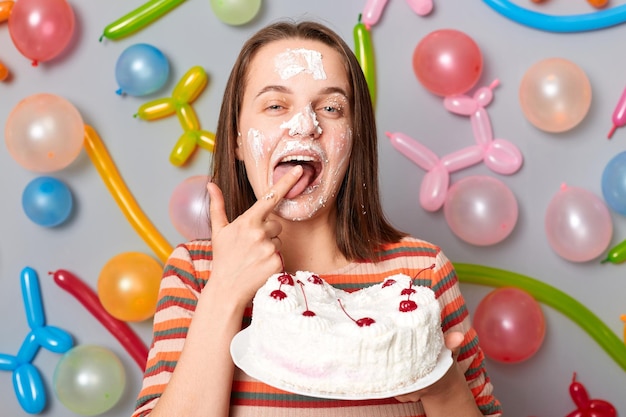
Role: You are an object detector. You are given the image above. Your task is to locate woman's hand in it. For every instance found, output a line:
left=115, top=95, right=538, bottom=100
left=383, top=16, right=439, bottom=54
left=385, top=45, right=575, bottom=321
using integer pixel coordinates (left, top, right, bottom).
left=206, top=165, right=304, bottom=307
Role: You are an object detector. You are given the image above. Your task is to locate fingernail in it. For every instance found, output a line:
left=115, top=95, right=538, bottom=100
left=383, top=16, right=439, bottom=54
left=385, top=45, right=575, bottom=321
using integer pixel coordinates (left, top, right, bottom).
left=291, top=165, right=303, bottom=175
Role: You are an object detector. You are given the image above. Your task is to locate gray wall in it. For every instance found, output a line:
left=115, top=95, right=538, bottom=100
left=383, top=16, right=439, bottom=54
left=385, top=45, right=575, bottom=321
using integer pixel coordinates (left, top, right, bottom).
left=1, top=1, right=625, bottom=416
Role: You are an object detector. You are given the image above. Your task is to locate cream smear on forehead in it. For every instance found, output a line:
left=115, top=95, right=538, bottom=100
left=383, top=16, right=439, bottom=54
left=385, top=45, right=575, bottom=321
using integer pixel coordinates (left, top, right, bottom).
left=274, top=48, right=327, bottom=80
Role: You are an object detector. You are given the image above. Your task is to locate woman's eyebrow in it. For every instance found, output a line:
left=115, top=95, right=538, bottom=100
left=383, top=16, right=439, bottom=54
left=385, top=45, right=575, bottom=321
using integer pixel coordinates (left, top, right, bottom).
left=255, top=85, right=292, bottom=98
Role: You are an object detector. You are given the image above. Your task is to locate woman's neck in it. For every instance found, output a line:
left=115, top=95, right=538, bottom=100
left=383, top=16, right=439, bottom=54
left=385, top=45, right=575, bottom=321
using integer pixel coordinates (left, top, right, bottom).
left=276, top=214, right=349, bottom=274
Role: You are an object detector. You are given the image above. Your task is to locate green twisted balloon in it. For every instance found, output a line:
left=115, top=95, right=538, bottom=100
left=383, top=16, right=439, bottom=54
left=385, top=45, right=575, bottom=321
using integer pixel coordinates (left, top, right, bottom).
left=454, top=263, right=626, bottom=372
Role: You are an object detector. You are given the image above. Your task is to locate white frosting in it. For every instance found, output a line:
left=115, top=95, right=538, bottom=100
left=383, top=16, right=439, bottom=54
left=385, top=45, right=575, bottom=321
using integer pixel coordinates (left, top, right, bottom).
left=247, top=271, right=445, bottom=395
left=274, top=48, right=327, bottom=80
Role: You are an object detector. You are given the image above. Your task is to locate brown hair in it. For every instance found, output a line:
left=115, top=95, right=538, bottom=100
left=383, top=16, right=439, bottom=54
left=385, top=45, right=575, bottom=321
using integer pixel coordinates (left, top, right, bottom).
left=211, top=19, right=405, bottom=261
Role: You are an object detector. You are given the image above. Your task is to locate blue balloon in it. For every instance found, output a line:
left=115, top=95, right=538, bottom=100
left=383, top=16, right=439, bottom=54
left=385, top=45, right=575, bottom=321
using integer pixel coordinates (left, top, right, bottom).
left=601, top=151, right=626, bottom=215
left=22, top=176, right=73, bottom=227
left=115, top=43, right=170, bottom=96
left=21, top=267, right=45, bottom=328
left=13, top=363, right=46, bottom=414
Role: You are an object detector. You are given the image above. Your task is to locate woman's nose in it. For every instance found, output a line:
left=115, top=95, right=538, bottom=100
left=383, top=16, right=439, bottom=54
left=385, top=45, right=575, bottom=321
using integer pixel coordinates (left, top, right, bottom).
left=282, top=105, right=323, bottom=139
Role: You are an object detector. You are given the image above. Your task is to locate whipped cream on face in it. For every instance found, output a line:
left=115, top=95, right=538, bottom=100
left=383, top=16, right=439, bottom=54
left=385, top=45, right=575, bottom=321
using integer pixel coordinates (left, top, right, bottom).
left=279, top=103, right=323, bottom=137
left=274, top=48, right=327, bottom=80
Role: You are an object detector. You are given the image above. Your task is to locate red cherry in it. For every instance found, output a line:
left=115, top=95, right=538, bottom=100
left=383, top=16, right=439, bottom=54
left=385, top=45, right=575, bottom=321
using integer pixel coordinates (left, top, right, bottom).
left=382, top=279, right=396, bottom=288
left=356, top=317, right=375, bottom=327
left=278, top=273, right=294, bottom=286
left=303, top=310, right=316, bottom=317
left=297, top=280, right=316, bottom=317
left=401, top=288, right=416, bottom=295
left=338, top=298, right=376, bottom=327
left=400, top=299, right=418, bottom=312
left=307, top=274, right=323, bottom=285
left=270, top=289, right=287, bottom=300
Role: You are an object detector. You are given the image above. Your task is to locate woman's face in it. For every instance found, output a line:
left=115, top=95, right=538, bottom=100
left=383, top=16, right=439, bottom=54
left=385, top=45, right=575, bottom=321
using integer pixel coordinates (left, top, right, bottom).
left=236, top=38, right=353, bottom=221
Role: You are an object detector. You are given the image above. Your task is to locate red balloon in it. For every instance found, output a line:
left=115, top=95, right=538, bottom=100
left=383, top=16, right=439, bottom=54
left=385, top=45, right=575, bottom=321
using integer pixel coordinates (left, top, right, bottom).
left=472, top=287, right=546, bottom=363
left=412, top=29, right=483, bottom=96
left=8, top=0, right=75, bottom=65
left=566, top=373, right=616, bottom=417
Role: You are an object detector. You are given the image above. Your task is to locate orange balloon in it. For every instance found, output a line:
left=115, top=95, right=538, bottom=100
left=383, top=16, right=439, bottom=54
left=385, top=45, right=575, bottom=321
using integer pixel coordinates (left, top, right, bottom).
left=97, top=252, right=163, bottom=322
left=0, top=60, right=8, bottom=81
left=519, top=58, right=592, bottom=133
left=0, top=1, right=14, bottom=22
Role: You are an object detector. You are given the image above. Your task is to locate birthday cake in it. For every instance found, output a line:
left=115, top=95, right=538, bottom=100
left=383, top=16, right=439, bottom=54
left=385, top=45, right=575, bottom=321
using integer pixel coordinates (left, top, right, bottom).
left=244, top=269, right=445, bottom=396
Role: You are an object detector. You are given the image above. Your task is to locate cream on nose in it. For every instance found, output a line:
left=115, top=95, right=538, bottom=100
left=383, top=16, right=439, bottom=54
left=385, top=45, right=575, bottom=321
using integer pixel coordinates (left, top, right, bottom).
left=280, top=104, right=323, bottom=137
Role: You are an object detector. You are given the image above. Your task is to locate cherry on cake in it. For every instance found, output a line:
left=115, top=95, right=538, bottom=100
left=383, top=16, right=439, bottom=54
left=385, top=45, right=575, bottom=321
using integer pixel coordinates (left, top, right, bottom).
left=244, top=267, right=445, bottom=396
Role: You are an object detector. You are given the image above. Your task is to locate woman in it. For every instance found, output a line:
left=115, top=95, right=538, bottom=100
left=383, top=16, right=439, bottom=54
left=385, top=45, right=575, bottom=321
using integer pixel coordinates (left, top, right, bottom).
left=132, top=19, right=502, bottom=417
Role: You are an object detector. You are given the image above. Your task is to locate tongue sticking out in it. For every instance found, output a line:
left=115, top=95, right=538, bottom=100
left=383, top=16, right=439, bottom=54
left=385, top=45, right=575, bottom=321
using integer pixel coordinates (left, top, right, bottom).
left=273, top=162, right=317, bottom=199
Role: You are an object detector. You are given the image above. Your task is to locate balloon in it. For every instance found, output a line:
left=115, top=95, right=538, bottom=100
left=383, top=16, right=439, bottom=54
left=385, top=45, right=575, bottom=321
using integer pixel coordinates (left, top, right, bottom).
left=362, top=0, right=388, bottom=29
left=601, top=151, right=626, bottom=215
left=566, top=372, right=616, bottom=417
left=134, top=66, right=215, bottom=166
left=5, top=93, right=84, bottom=172
left=602, top=238, right=626, bottom=264
left=210, top=0, right=262, bottom=26
left=444, top=79, right=523, bottom=175
left=13, top=363, right=46, bottom=414
left=473, top=287, right=546, bottom=363
left=97, top=252, right=163, bottom=322
left=482, top=0, right=626, bottom=32
left=100, top=0, right=186, bottom=41
left=115, top=43, right=170, bottom=96
left=169, top=175, right=211, bottom=241
left=413, top=29, right=482, bottom=96
left=353, top=14, right=377, bottom=107
left=607, top=86, right=626, bottom=138
left=0, top=60, right=8, bottom=81
left=545, top=184, right=612, bottom=262
left=519, top=58, right=592, bottom=133
left=53, top=345, right=126, bottom=417
left=22, top=176, right=73, bottom=227
left=406, top=0, right=433, bottom=16
left=83, top=125, right=173, bottom=263
left=0, top=267, right=75, bottom=414
left=444, top=176, right=518, bottom=246
left=0, top=1, right=13, bottom=22
left=8, top=0, right=75, bottom=65
left=455, top=263, right=626, bottom=372
left=51, top=269, right=149, bottom=369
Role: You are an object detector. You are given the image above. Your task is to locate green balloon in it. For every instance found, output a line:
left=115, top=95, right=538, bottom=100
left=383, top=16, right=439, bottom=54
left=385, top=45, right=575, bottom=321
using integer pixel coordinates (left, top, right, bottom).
left=210, top=0, right=262, bottom=26
left=53, top=345, right=126, bottom=416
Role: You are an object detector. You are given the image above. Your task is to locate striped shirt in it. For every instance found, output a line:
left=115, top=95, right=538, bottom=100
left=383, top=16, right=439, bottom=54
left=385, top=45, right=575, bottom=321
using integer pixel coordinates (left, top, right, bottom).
left=132, top=237, right=502, bottom=417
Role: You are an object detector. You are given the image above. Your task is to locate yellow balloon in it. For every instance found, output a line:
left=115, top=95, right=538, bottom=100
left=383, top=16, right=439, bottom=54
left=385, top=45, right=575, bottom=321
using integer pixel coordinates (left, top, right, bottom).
left=519, top=57, right=592, bottom=133
left=97, top=252, right=163, bottom=322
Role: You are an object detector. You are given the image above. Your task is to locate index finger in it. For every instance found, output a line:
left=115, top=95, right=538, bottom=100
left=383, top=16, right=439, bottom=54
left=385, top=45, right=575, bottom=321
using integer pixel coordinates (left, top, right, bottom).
left=251, top=165, right=304, bottom=219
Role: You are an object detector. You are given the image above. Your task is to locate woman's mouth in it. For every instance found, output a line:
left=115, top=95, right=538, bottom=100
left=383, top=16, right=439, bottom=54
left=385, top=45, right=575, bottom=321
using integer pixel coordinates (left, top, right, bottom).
left=272, top=155, right=322, bottom=199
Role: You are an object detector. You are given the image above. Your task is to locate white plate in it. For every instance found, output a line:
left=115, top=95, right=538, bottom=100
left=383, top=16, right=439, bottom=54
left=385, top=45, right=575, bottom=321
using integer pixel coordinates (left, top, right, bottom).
left=230, top=327, right=453, bottom=400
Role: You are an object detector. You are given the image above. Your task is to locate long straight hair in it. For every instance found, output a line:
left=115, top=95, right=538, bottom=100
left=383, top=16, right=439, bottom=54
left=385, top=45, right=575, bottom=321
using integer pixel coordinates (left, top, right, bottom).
left=210, top=19, right=405, bottom=261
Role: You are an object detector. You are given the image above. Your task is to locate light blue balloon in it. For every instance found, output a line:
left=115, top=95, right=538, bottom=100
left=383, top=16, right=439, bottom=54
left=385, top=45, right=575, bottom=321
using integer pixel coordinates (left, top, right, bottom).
left=21, top=267, right=45, bottom=328
left=13, top=363, right=46, bottom=414
left=601, top=151, right=626, bottom=215
left=22, top=176, right=73, bottom=227
left=115, top=43, right=170, bottom=96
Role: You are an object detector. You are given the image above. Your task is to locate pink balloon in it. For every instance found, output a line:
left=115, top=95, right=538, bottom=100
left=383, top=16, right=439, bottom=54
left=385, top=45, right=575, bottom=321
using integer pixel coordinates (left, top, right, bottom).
left=444, top=176, right=518, bottom=246
left=545, top=184, right=612, bottom=263
left=413, top=29, right=483, bottom=96
left=169, top=175, right=211, bottom=241
left=473, top=287, right=546, bottom=364
left=8, top=0, right=75, bottom=65
left=5, top=93, right=84, bottom=173
left=519, top=58, right=592, bottom=133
